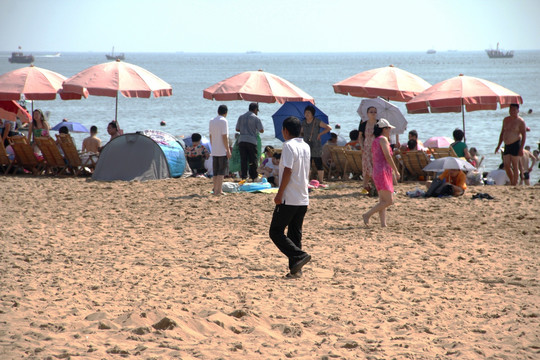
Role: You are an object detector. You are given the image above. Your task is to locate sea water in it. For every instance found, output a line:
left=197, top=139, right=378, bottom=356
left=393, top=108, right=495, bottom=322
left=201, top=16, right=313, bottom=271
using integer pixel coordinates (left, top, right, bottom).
left=0, top=51, right=539, bottom=182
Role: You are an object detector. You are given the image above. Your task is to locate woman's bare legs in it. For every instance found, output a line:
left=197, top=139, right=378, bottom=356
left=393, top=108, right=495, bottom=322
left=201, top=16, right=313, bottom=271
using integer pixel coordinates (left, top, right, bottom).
left=318, top=170, right=324, bottom=184
left=362, top=174, right=372, bottom=190
left=362, top=190, right=394, bottom=227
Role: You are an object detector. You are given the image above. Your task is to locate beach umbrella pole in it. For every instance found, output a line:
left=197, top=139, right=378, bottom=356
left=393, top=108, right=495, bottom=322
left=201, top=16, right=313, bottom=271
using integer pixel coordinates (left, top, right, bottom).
left=461, top=99, right=466, bottom=142
left=115, top=92, right=119, bottom=128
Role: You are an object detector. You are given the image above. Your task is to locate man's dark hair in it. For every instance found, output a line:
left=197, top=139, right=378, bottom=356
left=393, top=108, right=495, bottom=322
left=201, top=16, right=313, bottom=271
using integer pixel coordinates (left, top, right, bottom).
left=218, top=105, right=228, bottom=115
left=108, top=121, right=118, bottom=130
left=349, top=129, right=359, bottom=141
left=330, top=132, right=337, bottom=140
left=59, top=126, right=69, bottom=134
left=407, top=139, right=417, bottom=150
left=453, top=128, right=464, bottom=141
left=282, top=116, right=302, bottom=137
left=409, top=130, right=418, bottom=139
left=90, top=125, right=98, bottom=133
left=510, top=103, right=520, bottom=110
left=249, top=102, right=259, bottom=112
left=191, top=133, right=202, bottom=142
left=304, top=105, right=316, bottom=117
left=273, top=152, right=281, bottom=160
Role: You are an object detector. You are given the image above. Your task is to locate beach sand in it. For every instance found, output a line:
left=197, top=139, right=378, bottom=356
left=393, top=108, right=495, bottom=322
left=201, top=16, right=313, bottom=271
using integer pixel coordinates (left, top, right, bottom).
left=1, top=177, right=538, bottom=359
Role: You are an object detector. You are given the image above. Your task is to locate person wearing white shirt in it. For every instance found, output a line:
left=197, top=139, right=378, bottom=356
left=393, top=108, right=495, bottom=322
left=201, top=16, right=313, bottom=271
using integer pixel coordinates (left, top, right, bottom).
left=209, top=105, right=231, bottom=195
left=269, top=116, right=312, bottom=278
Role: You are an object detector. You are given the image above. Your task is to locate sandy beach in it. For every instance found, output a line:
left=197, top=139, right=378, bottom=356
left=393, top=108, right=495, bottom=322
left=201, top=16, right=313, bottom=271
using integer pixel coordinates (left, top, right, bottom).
left=1, top=176, right=538, bottom=359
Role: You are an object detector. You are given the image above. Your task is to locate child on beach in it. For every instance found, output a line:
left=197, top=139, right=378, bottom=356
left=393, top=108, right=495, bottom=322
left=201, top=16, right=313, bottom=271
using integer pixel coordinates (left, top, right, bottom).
left=258, top=145, right=275, bottom=178
left=469, top=147, right=484, bottom=169
left=267, top=152, right=281, bottom=187
left=185, top=133, right=210, bottom=177
left=269, top=116, right=312, bottom=278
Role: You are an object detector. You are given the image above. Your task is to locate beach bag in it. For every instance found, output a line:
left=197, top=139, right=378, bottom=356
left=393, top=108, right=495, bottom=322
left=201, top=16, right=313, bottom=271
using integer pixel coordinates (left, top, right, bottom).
left=222, top=182, right=239, bottom=193
left=466, top=171, right=483, bottom=185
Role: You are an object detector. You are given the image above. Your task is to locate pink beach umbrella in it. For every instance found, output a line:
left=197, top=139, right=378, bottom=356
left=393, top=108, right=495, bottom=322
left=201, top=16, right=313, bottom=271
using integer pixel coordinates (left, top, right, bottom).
left=406, top=74, right=523, bottom=139
left=423, top=136, right=453, bottom=148
left=333, top=65, right=431, bottom=102
left=62, top=60, right=172, bottom=125
left=0, top=65, right=84, bottom=105
left=203, top=70, right=314, bottom=104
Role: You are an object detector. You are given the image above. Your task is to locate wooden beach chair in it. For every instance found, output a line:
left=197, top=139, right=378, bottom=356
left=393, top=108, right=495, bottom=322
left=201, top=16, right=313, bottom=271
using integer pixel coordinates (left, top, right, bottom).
left=0, top=141, right=14, bottom=174
left=430, top=147, right=457, bottom=159
left=343, top=149, right=362, bottom=180
left=56, top=133, right=96, bottom=175
left=329, top=146, right=349, bottom=180
left=35, top=136, right=67, bottom=175
left=401, top=150, right=431, bottom=181
left=8, top=135, right=44, bottom=175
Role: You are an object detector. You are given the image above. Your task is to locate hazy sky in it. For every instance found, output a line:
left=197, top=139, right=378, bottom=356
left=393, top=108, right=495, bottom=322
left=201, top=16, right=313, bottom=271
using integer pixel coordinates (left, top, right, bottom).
left=2, top=0, right=539, bottom=53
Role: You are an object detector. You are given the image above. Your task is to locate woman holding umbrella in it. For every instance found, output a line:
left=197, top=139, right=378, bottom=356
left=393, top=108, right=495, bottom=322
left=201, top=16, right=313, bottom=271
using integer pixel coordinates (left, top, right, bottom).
left=301, top=105, right=331, bottom=184
left=359, top=106, right=379, bottom=193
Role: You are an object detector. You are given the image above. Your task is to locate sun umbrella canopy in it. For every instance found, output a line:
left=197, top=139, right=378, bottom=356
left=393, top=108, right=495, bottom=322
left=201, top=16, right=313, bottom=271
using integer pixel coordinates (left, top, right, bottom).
left=423, top=156, right=476, bottom=172
left=63, top=60, right=172, bottom=99
left=271, top=101, right=330, bottom=144
left=0, top=65, right=84, bottom=101
left=423, top=136, right=453, bottom=148
left=0, top=100, right=31, bottom=123
left=357, top=97, right=408, bottom=135
left=333, top=65, right=431, bottom=102
left=51, top=121, right=89, bottom=133
left=203, top=70, right=314, bottom=104
left=406, top=74, right=523, bottom=114
left=62, top=60, right=172, bottom=122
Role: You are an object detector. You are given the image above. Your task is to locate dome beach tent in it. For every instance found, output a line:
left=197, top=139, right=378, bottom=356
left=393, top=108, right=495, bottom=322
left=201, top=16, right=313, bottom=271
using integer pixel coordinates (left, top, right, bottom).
left=93, top=130, right=185, bottom=181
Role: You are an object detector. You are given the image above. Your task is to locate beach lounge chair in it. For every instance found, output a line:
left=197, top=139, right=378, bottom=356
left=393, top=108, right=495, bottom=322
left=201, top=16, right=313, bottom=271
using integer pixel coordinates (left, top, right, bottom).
left=343, top=149, right=362, bottom=179
left=8, top=135, right=45, bottom=175
left=329, top=146, right=349, bottom=180
left=56, top=133, right=96, bottom=175
left=35, top=136, right=67, bottom=175
left=0, top=141, right=14, bottom=174
left=401, top=150, right=431, bottom=181
left=430, top=147, right=457, bottom=159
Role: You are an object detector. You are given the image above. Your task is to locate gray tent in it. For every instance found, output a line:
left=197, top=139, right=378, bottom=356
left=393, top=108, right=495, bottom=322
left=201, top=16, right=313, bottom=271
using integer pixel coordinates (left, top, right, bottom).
left=93, top=131, right=185, bottom=181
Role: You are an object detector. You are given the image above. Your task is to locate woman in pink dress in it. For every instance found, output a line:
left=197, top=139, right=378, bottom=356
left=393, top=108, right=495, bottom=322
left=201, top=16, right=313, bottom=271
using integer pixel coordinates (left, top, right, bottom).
left=359, top=106, right=378, bottom=193
left=363, top=119, right=400, bottom=227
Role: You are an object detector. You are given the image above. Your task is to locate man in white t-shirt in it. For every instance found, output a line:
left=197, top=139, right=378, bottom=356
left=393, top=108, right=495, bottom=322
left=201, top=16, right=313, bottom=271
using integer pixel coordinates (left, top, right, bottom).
left=209, top=105, right=231, bottom=195
left=269, top=116, right=312, bottom=278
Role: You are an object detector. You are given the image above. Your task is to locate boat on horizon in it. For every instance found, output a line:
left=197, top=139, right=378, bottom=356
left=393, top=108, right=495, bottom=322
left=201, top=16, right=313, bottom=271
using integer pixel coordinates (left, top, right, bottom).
left=106, top=47, right=125, bottom=61
left=8, top=47, right=34, bottom=63
left=485, top=43, right=513, bottom=58
left=426, top=49, right=436, bottom=54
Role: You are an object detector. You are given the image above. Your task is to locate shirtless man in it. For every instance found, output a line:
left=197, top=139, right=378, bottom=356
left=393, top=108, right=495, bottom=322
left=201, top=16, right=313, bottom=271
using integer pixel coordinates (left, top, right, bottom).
left=82, top=126, right=101, bottom=153
left=494, top=104, right=527, bottom=185
left=519, top=146, right=537, bottom=186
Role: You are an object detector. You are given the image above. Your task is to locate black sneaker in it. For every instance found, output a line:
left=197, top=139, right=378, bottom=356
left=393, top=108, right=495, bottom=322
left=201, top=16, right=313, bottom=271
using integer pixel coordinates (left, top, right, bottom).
left=285, top=270, right=302, bottom=279
left=290, top=254, right=311, bottom=275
